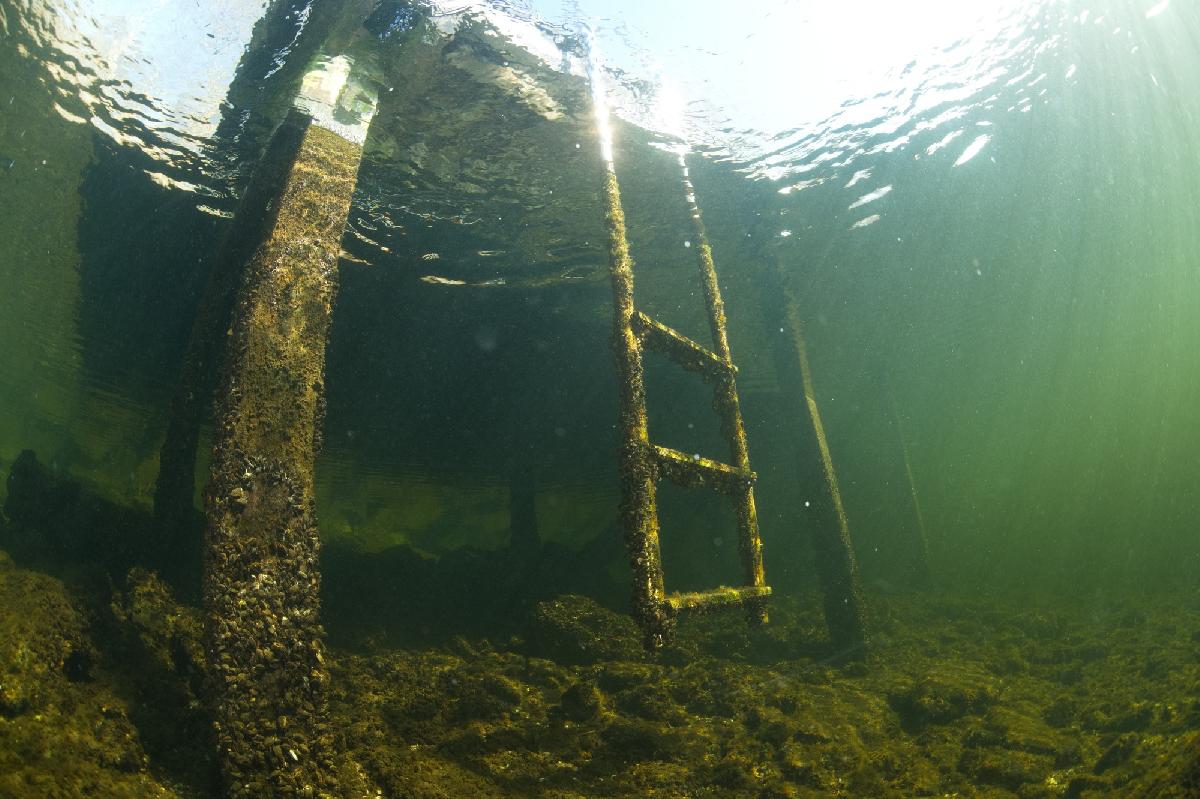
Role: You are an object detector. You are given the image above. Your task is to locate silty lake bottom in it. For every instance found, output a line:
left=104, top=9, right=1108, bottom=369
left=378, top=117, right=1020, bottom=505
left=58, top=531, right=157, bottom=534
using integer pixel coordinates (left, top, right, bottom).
left=0, top=0, right=1198, bottom=797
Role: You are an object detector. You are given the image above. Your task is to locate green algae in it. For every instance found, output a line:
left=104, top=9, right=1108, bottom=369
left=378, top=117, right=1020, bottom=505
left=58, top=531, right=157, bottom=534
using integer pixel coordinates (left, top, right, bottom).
left=2, top=545, right=1198, bottom=798
left=0, top=551, right=186, bottom=798
left=2, top=461, right=1199, bottom=798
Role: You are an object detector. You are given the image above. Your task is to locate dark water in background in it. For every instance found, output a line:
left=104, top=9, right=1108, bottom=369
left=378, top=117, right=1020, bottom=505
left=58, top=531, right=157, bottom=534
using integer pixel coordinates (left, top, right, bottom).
left=1, top=0, right=1199, bottom=608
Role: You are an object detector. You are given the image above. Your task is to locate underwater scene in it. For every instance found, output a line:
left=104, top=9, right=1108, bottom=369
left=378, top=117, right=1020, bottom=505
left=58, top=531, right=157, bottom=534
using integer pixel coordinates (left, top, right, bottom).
left=1, top=0, right=1198, bottom=796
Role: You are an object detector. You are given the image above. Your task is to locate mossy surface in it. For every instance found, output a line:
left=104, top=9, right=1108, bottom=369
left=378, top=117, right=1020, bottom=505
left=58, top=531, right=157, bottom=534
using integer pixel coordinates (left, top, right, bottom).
left=303, top=589, right=1200, bottom=798
left=0, top=551, right=188, bottom=798
left=2, top=523, right=1197, bottom=799
left=202, top=110, right=369, bottom=798
left=2, top=464, right=1197, bottom=799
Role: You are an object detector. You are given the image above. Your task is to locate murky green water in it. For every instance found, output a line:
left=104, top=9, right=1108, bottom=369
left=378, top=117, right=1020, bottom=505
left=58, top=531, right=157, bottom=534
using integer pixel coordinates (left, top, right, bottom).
left=1, top=0, right=1198, bottom=796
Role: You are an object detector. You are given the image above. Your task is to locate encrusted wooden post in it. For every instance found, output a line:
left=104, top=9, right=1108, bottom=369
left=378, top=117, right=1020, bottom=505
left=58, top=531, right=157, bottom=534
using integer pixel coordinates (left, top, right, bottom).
left=203, top=58, right=375, bottom=798
left=153, top=112, right=309, bottom=559
left=780, top=293, right=869, bottom=657
left=152, top=0, right=351, bottom=566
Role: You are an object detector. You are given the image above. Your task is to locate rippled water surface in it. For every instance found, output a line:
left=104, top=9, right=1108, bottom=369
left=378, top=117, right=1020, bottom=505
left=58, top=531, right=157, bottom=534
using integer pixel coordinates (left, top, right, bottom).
left=4, top=0, right=1197, bottom=579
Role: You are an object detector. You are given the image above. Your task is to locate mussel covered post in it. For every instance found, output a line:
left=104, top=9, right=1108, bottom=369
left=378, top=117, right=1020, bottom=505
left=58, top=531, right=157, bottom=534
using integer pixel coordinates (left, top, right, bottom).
left=203, top=58, right=375, bottom=798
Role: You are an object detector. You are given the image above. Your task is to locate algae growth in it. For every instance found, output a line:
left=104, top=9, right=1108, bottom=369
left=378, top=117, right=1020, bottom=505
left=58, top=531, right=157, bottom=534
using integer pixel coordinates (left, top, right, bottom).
left=2, top=455, right=1197, bottom=798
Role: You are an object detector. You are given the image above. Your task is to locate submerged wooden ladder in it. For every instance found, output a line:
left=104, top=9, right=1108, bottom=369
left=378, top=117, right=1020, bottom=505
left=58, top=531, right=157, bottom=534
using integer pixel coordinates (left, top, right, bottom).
left=601, top=157, right=770, bottom=649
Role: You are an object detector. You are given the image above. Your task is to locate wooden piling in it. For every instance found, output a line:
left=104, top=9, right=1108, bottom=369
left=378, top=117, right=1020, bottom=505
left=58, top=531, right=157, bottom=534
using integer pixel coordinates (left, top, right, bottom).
left=203, top=107, right=366, bottom=798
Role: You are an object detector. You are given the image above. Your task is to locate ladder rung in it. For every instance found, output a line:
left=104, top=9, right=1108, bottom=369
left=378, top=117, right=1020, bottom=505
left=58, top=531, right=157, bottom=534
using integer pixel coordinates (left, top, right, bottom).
left=650, top=444, right=755, bottom=494
left=632, top=311, right=735, bottom=379
left=667, top=585, right=772, bottom=613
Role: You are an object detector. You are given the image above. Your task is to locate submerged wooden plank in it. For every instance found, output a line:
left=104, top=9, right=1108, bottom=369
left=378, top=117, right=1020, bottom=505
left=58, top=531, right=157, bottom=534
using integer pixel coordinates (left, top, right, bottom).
left=666, top=585, right=772, bottom=613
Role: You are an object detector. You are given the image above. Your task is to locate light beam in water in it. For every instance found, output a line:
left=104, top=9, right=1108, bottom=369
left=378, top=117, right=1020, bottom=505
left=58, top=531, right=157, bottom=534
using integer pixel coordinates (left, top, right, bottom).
left=585, top=30, right=615, bottom=169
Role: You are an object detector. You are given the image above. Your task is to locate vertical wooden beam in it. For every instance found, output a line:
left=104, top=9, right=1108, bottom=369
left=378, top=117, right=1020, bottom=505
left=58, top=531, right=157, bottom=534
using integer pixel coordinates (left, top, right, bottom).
left=153, top=0, right=367, bottom=570
left=203, top=104, right=366, bottom=797
left=153, top=115, right=310, bottom=558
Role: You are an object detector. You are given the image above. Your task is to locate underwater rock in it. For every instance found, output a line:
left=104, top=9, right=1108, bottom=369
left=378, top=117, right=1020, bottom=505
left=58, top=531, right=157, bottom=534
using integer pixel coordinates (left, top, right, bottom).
left=523, top=594, right=642, bottom=665
left=974, top=705, right=1081, bottom=767
left=445, top=671, right=526, bottom=723
left=597, top=715, right=689, bottom=761
left=558, top=680, right=603, bottom=722
left=777, top=742, right=825, bottom=788
left=1093, top=732, right=1140, bottom=774
left=0, top=550, right=92, bottom=716
left=0, top=549, right=183, bottom=797
left=889, top=666, right=997, bottom=729
left=110, top=567, right=204, bottom=679
left=744, top=705, right=797, bottom=748
left=1123, top=731, right=1200, bottom=798
left=107, top=567, right=214, bottom=786
left=611, top=681, right=688, bottom=724
left=1044, top=695, right=1079, bottom=728
left=1107, top=702, right=1157, bottom=733
left=958, top=746, right=1054, bottom=790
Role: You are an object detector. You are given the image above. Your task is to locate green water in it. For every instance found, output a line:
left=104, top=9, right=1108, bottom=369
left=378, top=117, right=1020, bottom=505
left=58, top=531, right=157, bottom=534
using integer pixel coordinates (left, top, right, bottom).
left=0, top=0, right=1198, bottom=796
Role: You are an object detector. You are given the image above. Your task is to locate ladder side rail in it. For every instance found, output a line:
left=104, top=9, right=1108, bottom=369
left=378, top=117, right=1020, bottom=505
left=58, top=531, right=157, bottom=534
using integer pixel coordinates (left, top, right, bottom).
left=602, top=168, right=674, bottom=649
left=679, top=156, right=768, bottom=617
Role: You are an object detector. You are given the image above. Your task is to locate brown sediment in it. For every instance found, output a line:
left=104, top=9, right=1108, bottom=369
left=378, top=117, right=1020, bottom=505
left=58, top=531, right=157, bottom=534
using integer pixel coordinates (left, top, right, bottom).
left=203, top=108, right=367, bottom=798
left=2, top=472, right=1198, bottom=799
